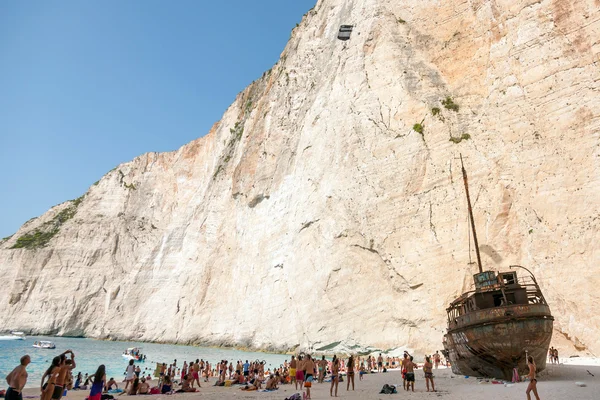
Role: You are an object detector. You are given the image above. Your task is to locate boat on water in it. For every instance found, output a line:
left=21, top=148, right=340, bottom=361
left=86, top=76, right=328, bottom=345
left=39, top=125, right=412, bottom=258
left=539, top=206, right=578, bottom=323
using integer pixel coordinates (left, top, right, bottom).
left=122, top=347, right=145, bottom=361
left=33, top=340, right=56, bottom=349
left=442, top=156, right=554, bottom=380
left=0, top=332, right=26, bottom=341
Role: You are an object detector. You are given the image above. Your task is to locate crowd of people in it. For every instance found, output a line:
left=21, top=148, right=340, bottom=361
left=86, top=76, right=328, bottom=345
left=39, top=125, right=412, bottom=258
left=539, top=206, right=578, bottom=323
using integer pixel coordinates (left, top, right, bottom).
left=3, top=349, right=449, bottom=399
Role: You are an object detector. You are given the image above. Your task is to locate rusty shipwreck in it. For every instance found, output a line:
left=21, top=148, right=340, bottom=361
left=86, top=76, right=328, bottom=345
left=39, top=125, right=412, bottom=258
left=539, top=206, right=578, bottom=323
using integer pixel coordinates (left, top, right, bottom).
left=442, top=157, right=554, bottom=380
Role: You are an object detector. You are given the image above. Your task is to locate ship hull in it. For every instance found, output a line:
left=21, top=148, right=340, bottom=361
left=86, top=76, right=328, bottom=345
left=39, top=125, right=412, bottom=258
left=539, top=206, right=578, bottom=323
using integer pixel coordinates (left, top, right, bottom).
left=444, top=305, right=553, bottom=380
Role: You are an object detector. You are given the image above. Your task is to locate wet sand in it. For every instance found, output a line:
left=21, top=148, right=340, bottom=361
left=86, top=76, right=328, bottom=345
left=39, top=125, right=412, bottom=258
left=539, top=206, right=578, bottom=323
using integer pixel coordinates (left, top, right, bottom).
left=20, top=363, right=599, bottom=399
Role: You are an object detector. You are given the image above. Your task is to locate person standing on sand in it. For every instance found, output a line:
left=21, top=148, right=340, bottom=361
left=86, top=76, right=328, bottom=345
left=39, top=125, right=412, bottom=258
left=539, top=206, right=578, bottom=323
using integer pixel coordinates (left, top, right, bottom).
left=434, top=351, right=441, bottom=369
left=424, top=356, right=435, bottom=392
left=401, top=353, right=409, bottom=390
left=404, top=356, right=417, bottom=392
left=289, top=356, right=297, bottom=388
left=330, top=356, right=339, bottom=397
left=124, top=360, right=135, bottom=391
left=346, top=355, right=355, bottom=391
left=192, top=359, right=202, bottom=388
left=41, top=357, right=61, bottom=400
left=54, top=350, right=76, bottom=400
left=88, top=365, right=105, bottom=400
left=295, top=355, right=305, bottom=390
left=243, top=360, right=250, bottom=383
left=318, top=356, right=327, bottom=383
left=5, top=355, right=30, bottom=400
left=377, top=353, right=383, bottom=373
left=303, top=355, right=315, bottom=400
left=526, top=356, right=541, bottom=400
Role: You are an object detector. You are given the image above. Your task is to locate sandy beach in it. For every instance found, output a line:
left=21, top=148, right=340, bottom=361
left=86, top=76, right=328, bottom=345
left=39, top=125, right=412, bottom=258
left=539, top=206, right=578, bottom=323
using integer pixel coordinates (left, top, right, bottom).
left=19, top=363, right=599, bottom=400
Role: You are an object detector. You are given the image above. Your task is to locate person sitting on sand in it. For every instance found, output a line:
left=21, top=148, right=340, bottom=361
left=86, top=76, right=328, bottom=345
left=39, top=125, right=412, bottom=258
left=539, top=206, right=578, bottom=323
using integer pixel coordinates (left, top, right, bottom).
left=105, top=377, right=118, bottom=392
left=160, top=376, right=172, bottom=394
left=175, top=375, right=196, bottom=393
left=128, top=378, right=140, bottom=395
left=265, top=375, right=278, bottom=390
left=424, top=356, right=435, bottom=392
left=137, top=378, right=149, bottom=395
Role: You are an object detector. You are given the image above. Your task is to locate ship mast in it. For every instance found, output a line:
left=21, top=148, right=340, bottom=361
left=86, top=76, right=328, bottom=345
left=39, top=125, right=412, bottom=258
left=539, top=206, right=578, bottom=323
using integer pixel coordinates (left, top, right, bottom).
left=460, top=154, right=483, bottom=274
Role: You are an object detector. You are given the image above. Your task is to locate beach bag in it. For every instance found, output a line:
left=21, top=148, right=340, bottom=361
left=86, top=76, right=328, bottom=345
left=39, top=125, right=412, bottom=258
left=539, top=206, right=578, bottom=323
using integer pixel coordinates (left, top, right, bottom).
left=285, top=394, right=302, bottom=400
left=304, top=381, right=312, bottom=388
left=379, top=384, right=397, bottom=394
left=149, top=387, right=160, bottom=395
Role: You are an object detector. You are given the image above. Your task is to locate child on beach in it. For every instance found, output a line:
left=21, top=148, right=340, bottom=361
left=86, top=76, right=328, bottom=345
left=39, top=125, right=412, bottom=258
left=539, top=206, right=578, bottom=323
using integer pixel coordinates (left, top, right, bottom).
left=359, top=362, right=366, bottom=380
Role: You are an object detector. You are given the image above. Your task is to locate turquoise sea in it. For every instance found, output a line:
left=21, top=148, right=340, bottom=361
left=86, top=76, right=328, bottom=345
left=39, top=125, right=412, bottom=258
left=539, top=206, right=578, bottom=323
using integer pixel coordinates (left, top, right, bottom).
left=0, top=336, right=289, bottom=388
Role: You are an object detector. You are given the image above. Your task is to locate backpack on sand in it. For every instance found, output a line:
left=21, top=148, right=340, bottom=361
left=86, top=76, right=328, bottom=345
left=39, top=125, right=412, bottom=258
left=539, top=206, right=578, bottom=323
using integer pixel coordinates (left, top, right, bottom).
left=379, top=384, right=397, bottom=394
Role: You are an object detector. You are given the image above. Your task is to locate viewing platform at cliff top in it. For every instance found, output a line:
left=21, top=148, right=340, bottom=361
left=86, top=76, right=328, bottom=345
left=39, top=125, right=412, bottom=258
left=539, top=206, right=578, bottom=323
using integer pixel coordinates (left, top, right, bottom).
left=18, top=360, right=600, bottom=400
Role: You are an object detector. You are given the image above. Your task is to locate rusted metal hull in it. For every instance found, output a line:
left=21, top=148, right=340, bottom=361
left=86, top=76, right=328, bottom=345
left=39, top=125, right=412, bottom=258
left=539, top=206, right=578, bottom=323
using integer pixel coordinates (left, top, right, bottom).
left=443, top=304, right=553, bottom=380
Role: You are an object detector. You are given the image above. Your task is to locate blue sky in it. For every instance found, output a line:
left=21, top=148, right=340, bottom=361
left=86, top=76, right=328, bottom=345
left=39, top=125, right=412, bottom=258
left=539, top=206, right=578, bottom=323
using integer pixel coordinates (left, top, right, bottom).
left=0, top=0, right=316, bottom=238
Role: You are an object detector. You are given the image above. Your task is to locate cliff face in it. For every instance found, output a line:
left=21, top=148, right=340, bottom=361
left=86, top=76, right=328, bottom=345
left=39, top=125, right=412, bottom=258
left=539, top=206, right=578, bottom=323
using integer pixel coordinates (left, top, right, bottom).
left=1, top=0, right=599, bottom=356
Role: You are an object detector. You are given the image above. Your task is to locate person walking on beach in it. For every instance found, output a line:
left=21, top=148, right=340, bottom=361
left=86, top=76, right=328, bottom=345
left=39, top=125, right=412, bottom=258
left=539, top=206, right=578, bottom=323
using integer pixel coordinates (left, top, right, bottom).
left=330, top=356, right=339, bottom=397
left=88, top=365, right=105, bottom=400
left=424, top=356, right=435, bottom=392
left=5, top=355, right=30, bottom=400
left=346, top=355, right=355, bottom=391
left=526, top=356, right=541, bottom=400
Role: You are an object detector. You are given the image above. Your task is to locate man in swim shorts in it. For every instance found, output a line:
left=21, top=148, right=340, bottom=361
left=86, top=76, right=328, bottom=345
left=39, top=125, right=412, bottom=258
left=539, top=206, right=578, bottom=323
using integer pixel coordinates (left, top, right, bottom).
left=5, top=355, right=30, bottom=400
left=404, top=356, right=417, bottom=392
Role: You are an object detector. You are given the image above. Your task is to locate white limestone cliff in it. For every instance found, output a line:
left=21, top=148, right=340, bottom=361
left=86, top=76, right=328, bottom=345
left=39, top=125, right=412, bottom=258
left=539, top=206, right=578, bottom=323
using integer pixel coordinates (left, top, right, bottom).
left=1, top=0, right=599, bottom=356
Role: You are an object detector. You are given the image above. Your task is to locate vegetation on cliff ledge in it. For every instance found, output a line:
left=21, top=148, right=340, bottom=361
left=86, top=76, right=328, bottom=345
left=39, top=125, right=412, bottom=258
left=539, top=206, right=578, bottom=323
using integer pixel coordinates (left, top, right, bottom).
left=11, top=195, right=84, bottom=250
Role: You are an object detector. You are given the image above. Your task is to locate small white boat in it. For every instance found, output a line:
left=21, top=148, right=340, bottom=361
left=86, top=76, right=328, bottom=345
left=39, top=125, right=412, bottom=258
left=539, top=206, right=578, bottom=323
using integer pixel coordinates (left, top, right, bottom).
left=33, top=340, right=56, bottom=349
left=122, top=347, right=144, bottom=361
left=0, top=332, right=26, bottom=341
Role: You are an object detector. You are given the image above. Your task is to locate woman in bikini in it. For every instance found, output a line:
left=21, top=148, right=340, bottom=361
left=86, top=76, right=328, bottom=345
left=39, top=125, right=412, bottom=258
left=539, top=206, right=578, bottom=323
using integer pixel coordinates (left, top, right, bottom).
left=330, top=356, right=339, bottom=397
left=526, top=356, right=541, bottom=400
left=40, top=357, right=61, bottom=400
left=424, top=356, right=435, bottom=392
left=346, top=355, right=355, bottom=391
